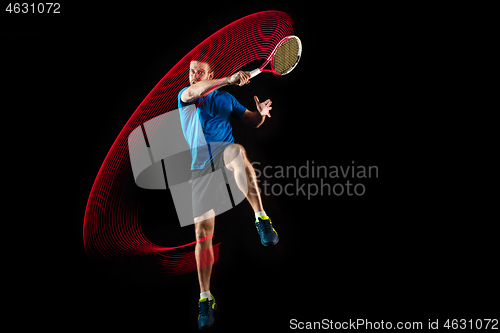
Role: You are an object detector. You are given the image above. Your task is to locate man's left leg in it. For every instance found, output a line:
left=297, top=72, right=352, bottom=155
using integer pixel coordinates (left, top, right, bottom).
left=223, top=144, right=279, bottom=246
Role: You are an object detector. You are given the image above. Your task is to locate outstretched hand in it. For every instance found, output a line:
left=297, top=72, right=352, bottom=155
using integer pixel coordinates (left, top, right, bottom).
left=254, top=96, right=272, bottom=118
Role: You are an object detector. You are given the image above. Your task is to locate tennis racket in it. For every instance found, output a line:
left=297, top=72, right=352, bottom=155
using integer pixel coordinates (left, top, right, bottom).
left=250, top=35, right=302, bottom=78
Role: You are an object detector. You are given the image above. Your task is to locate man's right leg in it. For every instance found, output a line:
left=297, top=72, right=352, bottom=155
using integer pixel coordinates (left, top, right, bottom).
left=194, top=209, right=215, bottom=294
left=194, top=209, right=217, bottom=330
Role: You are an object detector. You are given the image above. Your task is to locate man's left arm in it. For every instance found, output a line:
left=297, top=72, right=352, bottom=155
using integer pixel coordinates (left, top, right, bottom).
left=240, top=96, right=272, bottom=128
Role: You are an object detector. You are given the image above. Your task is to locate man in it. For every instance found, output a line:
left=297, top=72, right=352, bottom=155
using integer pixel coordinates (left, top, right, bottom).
left=177, top=56, right=279, bottom=330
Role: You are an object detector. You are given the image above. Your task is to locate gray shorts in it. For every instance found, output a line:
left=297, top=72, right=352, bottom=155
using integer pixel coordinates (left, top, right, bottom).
left=189, top=151, right=235, bottom=219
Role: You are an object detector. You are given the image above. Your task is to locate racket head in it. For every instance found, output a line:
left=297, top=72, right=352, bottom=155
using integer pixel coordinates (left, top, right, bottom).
left=270, top=35, right=302, bottom=76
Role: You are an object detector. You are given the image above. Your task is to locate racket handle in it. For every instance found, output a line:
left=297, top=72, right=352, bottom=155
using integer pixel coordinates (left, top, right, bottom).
left=250, top=68, right=261, bottom=78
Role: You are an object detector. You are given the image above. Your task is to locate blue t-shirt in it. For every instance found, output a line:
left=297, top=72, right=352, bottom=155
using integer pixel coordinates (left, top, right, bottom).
left=178, top=87, right=247, bottom=170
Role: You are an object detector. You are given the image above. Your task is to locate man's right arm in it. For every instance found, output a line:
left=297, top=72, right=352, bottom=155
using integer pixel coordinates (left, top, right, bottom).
left=181, top=77, right=228, bottom=104
left=181, top=71, right=251, bottom=104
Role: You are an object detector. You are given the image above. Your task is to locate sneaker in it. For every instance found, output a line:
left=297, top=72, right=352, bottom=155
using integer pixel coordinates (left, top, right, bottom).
left=198, top=294, right=217, bottom=330
left=255, top=216, right=279, bottom=246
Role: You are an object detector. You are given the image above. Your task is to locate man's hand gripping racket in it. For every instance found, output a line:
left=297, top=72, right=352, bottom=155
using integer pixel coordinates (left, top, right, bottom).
left=230, top=35, right=302, bottom=85
left=231, top=35, right=302, bottom=118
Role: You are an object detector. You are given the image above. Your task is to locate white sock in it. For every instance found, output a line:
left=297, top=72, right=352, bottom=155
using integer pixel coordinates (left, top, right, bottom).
left=255, top=211, right=267, bottom=219
left=200, top=291, right=211, bottom=300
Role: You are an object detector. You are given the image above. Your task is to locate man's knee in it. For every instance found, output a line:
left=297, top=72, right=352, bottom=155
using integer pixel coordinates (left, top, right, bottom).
left=224, top=144, right=247, bottom=170
left=224, top=143, right=246, bottom=159
left=195, top=221, right=214, bottom=240
left=194, top=209, right=215, bottom=239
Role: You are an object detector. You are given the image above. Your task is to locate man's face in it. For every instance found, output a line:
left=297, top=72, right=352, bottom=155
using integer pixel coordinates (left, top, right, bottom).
left=189, top=61, right=213, bottom=86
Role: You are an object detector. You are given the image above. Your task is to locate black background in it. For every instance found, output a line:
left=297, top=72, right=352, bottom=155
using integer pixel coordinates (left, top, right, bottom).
left=2, top=2, right=497, bottom=331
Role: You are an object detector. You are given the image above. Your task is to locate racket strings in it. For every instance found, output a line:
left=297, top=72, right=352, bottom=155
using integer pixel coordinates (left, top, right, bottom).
left=273, top=37, right=300, bottom=74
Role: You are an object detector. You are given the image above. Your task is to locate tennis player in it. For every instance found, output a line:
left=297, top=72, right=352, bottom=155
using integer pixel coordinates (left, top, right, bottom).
left=178, top=56, right=279, bottom=329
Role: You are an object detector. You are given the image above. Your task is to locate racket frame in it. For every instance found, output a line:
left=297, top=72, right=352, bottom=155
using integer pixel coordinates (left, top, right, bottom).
left=250, top=35, right=302, bottom=78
